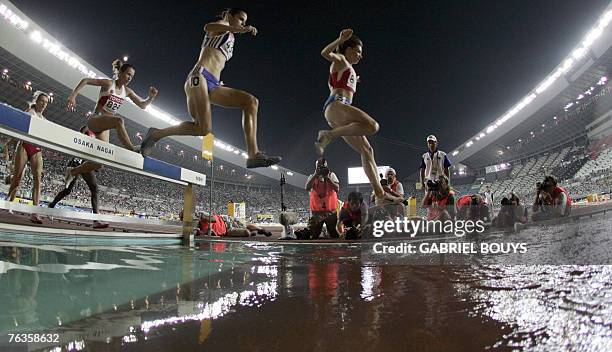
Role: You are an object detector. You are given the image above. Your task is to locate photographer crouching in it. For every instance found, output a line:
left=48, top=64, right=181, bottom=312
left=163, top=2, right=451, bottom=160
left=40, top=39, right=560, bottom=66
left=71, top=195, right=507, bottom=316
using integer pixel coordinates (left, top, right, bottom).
left=370, top=167, right=406, bottom=215
left=337, top=192, right=367, bottom=240
left=531, top=175, right=572, bottom=221
left=305, top=158, right=340, bottom=239
left=422, top=175, right=455, bottom=221
left=493, top=193, right=527, bottom=228
left=456, top=194, right=490, bottom=221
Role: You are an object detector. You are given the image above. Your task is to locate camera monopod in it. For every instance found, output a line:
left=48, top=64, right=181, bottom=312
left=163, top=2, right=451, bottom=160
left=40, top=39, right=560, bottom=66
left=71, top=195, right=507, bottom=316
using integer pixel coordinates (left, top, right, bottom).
left=280, top=173, right=287, bottom=212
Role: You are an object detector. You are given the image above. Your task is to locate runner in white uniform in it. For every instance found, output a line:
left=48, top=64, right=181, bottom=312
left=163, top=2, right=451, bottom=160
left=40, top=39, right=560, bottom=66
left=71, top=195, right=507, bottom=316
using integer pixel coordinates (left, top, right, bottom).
left=64, top=59, right=158, bottom=186
left=139, top=8, right=280, bottom=169
left=6, top=91, right=50, bottom=223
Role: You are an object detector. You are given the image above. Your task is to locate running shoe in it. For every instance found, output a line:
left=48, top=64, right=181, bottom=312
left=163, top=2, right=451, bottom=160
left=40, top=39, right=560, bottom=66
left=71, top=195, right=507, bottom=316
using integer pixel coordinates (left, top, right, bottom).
left=139, top=127, right=159, bottom=157
left=246, top=152, right=281, bottom=169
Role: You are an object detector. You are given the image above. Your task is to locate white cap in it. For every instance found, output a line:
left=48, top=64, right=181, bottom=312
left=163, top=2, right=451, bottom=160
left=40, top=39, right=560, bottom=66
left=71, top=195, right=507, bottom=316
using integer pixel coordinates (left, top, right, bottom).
left=427, top=135, right=437, bottom=143
left=386, top=167, right=396, bottom=175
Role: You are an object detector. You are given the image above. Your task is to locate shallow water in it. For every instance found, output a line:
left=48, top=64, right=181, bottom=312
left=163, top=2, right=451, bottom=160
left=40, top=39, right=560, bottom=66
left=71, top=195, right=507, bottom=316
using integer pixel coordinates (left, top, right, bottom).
left=0, top=214, right=610, bottom=351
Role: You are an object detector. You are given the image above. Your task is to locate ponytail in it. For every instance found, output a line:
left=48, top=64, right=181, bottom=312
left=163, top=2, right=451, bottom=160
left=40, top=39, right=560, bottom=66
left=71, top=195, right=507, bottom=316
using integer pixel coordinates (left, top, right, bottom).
left=218, top=7, right=247, bottom=20
left=111, top=59, right=135, bottom=80
left=112, top=59, right=123, bottom=79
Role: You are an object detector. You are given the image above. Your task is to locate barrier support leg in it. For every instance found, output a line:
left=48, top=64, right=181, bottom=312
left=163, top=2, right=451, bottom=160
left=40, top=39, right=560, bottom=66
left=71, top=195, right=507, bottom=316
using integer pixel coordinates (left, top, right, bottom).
left=182, top=183, right=195, bottom=245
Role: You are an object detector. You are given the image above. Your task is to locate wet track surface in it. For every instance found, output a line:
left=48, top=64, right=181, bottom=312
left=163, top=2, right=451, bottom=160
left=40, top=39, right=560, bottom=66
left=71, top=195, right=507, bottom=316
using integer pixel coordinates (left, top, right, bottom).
left=0, top=213, right=610, bottom=351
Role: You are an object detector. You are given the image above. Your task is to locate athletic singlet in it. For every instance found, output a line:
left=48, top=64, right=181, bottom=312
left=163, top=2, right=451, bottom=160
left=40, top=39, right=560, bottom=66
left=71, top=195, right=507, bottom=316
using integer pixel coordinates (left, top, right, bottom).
left=27, top=108, right=44, bottom=120
left=95, top=80, right=126, bottom=115
left=328, top=66, right=358, bottom=93
left=202, top=31, right=235, bottom=61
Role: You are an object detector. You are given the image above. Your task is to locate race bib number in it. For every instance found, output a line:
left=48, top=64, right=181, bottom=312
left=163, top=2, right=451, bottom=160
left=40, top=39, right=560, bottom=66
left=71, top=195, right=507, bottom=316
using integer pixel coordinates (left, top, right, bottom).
left=104, top=99, right=121, bottom=113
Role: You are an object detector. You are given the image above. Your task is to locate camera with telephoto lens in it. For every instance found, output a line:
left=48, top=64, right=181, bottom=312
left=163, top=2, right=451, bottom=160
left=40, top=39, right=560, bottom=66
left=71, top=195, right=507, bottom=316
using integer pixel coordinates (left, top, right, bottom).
left=318, top=165, right=330, bottom=177
left=379, top=173, right=388, bottom=187
left=345, top=226, right=361, bottom=240
left=501, top=197, right=511, bottom=206
left=471, top=196, right=480, bottom=206
left=427, top=179, right=439, bottom=191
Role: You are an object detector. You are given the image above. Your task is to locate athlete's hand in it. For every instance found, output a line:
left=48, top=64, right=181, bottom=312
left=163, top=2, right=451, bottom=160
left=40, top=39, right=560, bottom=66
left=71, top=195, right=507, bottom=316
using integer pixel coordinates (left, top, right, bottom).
left=243, top=25, right=258, bottom=36
left=339, top=28, right=353, bottom=41
left=149, top=87, right=158, bottom=98
left=66, top=95, right=77, bottom=111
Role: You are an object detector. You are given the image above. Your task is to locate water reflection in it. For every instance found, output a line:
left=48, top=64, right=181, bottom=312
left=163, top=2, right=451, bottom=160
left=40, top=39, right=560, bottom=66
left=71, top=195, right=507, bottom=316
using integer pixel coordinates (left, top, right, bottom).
left=0, top=213, right=610, bottom=351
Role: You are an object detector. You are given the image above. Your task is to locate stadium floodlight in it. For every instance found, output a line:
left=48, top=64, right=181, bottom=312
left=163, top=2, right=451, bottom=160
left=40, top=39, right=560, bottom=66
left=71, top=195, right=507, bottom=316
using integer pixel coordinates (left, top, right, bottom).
left=271, top=165, right=279, bottom=170
left=572, top=47, right=588, bottom=61
left=466, top=141, right=473, bottom=147
left=123, top=55, right=129, bottom=62
left=577, top=94, right=584, bottom=100
left=0, top=3, right=29, bottom=30
left=475, top=136, right=480, bottom=141
left=479, top=133, right=485, bottom=138
left=486, top=125, right=496, bottom=134
left=518, top=139, right=522, bottom=142
left=241, top=152, right=248, bottom=159
left=233, top=150, right=240, bottom=154
left=597, top=76, right=608, bottom=85
left=560, top=58, right=574, bottom=73
left=287, top=171, right=294, bottom=176
left=535, top=74, right=558, bottom=94
left=582, top=26, right=603, bottom=48
left=452, top=150, right=459, bottom=156
left=541, top=124, right=545, bottom=127
left=29, top=30, right=42, bottom=43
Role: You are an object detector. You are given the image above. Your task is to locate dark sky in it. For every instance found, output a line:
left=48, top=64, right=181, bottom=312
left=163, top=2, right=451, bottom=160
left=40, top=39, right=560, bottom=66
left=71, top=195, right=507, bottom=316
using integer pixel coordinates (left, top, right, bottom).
left=11, top=0, right=611, bottom=180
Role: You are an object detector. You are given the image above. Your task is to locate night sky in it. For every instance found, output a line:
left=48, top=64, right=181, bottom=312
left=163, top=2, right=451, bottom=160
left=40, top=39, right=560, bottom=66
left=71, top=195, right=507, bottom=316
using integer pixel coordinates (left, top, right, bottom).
left=11, top=0, right=611, bottom=180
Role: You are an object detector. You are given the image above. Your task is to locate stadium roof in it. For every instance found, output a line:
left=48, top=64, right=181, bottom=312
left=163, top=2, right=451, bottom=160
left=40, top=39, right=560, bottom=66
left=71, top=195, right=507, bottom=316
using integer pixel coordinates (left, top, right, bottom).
left=0, top=0, right=308, bottom=188
left=449, top=2, right=612, bottom=169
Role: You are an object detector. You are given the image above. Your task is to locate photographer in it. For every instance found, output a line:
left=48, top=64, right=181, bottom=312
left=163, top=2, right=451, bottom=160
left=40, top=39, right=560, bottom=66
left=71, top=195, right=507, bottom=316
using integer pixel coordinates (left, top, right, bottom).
left=420, top=135, right=452, bottom=191
left=532, top=175, right=571, bottom=221
left=421, top=175, right=455, bottom=221
left=305, top=158, right=340, bottom=238
left=370, top=167, right=405, bottom=208
left=493, top=193, right=527, bottom=228
left=483, top=185, right=494, bottom=214
left=337, top=192, right=368, bottom=240
left=383, top=168, right=404, bottom=197
left=456, top=194, right=490, bottom=221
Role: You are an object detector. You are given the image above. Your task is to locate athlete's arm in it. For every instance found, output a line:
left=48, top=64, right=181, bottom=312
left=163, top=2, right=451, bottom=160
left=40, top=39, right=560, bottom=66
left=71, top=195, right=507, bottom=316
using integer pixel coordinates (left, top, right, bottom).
left=66, top=78, right=111, bottom=111
left=204, top=21, right=257, bottom=35
left=321, top=29, right=353, bottom=62
left=127, top=87, right=158, bottom=109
